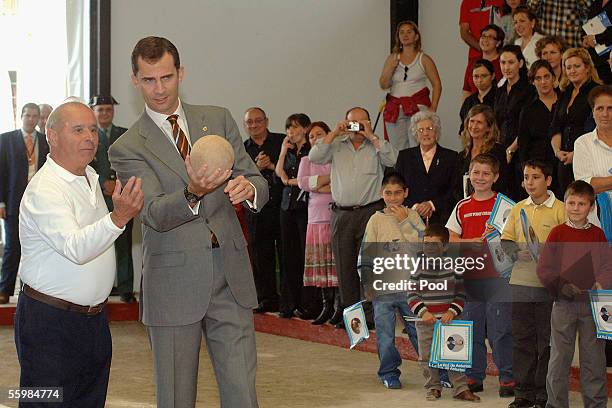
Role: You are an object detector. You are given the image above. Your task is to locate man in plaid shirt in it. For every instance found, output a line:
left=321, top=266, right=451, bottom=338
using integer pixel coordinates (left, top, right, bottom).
left=527, top=0, right=591, bottom=48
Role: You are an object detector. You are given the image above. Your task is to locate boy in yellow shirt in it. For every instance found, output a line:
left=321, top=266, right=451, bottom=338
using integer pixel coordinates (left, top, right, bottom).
left=501, top=160, right=565, bottom=408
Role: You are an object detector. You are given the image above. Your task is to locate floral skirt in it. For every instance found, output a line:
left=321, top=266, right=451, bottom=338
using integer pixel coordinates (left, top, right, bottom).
left=303, top=223, right=337, bottom=288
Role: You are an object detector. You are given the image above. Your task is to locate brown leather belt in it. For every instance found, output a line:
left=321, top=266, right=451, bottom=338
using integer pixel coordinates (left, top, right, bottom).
left=23, top=284, right=107, bottom=316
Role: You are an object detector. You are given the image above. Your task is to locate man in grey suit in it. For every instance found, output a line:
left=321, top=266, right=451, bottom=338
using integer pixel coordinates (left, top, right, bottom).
left=109, top=36, right=267, bottom=408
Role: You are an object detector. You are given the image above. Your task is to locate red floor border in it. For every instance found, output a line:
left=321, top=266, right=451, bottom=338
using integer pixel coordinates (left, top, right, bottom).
left=1, top=304, right=609, bottom=396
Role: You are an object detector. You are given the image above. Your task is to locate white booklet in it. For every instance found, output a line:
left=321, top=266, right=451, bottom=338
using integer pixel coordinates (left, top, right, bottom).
left=343, top=301, right=370, bottom=349
left=583, top=11, right=612, bottom=55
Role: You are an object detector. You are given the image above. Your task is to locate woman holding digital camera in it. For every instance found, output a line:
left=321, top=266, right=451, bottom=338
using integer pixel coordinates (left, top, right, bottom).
left=379, top=20, right=442, bottom=152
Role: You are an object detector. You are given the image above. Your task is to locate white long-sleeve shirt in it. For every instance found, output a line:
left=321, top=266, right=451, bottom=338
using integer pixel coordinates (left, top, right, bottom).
left=19, top=156, right=124, bottom=306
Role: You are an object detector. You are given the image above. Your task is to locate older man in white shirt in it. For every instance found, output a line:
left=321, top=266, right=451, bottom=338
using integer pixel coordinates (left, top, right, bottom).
left=573, top=85, right=612, bottom=233
left=15, top=102, right=143, bottom=407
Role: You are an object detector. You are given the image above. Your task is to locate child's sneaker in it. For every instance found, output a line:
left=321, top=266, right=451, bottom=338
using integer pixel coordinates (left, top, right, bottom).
left=382, top=377, right=402, bottom=389
left=454, top=390, right=481, bottom=402
left=426, top=389, right=441, bottom=401
left=499, top=381, right=515, bottom=398
left=467, top=378, right=484, bottom=393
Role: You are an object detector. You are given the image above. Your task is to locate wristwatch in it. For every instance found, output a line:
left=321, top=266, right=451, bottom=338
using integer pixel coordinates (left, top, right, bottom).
left=184, top=185, right=205, bottom=204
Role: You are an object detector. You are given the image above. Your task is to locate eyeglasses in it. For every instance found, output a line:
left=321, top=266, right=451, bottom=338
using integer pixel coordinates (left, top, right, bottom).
left=245, top=118, right=266, bottom=125
left=403, top=66, right=409, bottom=81
left=417, top=126, right=435, bottom=134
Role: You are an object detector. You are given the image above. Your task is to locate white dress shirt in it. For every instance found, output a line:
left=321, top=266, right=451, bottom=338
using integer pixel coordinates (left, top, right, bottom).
left=19, top=156, right=124, bottom=306
left=574, top=129, right=611, bottom=227
left=145, top=100, right=192, bottom=153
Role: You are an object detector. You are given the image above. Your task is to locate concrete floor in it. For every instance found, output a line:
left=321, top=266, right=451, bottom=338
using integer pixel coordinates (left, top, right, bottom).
left=0, top=322, right=598, bottom=407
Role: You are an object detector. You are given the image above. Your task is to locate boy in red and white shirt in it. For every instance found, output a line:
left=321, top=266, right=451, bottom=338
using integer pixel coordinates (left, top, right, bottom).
left=446, top=153, right=514, bottom=397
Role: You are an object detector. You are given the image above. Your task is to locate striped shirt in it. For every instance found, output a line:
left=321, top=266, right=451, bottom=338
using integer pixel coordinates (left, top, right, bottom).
left=408, top=264, right=466, bottom=318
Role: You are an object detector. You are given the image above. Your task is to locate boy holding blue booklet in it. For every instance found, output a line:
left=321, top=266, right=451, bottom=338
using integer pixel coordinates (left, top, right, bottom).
left=446, top=153, right=515, bottom=397
left=500, top=160, right=565, bottom=408
left=357, top=172, right=423, bottom=390
left=408, top=224, right=480, bottom=402
left=537, top=181, right=611, bottom=408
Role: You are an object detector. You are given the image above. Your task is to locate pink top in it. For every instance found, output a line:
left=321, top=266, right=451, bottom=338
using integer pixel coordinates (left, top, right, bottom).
left=297, top=157, right=333, bottom=224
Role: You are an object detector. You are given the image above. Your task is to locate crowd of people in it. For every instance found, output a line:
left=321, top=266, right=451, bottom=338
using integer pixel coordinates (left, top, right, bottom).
left=0, top=1, right=611, bottom=406
left=240, top=2, right=612, bottom=407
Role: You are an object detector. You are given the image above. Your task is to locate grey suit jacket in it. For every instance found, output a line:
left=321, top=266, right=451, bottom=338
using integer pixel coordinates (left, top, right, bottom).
left=108, top=103, right=268, bottom=326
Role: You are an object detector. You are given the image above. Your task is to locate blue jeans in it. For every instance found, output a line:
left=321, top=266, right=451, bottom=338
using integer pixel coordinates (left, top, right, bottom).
left=373, top=292, right=418, bottom=381
left=463, top=300, right=514, bottom=383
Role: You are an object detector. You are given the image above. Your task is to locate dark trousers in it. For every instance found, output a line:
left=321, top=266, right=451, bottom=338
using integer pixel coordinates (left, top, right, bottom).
left=330, top=201, right=384, bottom=315
left=247, top=204, right=281, bottom=304
left=279, top=207, right=313, bottom=313
left=115, top=219, right=134, bottom=295
left=0, top=215, right=20, bottom=296
left=14, top=292, right=112, bottom=407
left=511, top=285, right=552, bottom=403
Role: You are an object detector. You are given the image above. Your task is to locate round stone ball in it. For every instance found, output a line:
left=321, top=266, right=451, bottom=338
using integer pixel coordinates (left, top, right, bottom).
left=190, top=135, right=235, bottom=178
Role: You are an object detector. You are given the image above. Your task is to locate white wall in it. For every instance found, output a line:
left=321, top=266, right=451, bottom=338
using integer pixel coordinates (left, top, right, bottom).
left=420, top=0, right=467, bottom=151
left=111, top=0, right=390, bottom=138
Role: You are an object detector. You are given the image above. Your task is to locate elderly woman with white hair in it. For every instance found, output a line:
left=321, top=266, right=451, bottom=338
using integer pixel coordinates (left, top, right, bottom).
left=394, top=111, right=458, bottom=225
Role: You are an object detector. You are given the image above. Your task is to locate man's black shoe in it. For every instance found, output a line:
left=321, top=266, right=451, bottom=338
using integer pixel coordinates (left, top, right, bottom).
left=254, top=301, right=278, bottom=314
left=508, top=398, right=533, bottom=408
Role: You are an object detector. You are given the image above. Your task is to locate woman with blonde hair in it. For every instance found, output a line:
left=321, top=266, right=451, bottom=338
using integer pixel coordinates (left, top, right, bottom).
left=550, top=48, right=602, bottom=197
left=379, top=20, right=442, bottom=152
left=535, top=36, right=567, bottom=85
left=454, top=104, right=508, bottom=202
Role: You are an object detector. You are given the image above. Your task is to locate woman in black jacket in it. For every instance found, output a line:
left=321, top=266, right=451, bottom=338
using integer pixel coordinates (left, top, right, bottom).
left=276, top=113, right=316, bottom=319
left=518, top=60, right=559, bottom=189
left=495, top=44, right=535, bottom=201
left=550, top=48, right=602, bottom=198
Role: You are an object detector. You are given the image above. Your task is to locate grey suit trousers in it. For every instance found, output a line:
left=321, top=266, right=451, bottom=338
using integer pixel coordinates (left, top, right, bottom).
left=147, top=248, right=258, bottom=408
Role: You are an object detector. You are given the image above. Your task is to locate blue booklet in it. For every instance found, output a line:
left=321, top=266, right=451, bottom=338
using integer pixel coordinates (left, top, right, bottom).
left=485, top=229, right=514, bottom=278
left=429, top=320, right=473, bottom=372
left=520, top=208, right=539, bottom=260
left=589, top=290, right=612, bottom=340
left=596, top=192, right=612, bottom=242
left=488, top=193, right=515, bottom=233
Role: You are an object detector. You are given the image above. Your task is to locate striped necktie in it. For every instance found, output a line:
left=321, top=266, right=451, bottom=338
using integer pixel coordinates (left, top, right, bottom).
left=166, top=114, right=190, bottom=160
left=25, top=133, right=34, bottom=165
